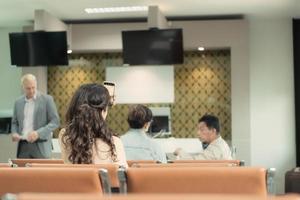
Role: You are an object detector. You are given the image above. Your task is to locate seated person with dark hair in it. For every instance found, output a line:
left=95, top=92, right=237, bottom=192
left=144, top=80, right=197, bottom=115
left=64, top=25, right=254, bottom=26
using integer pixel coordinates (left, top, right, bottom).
left=175, top=114, right=232, bottom=160
left=121, top=105, right=167, bottom=163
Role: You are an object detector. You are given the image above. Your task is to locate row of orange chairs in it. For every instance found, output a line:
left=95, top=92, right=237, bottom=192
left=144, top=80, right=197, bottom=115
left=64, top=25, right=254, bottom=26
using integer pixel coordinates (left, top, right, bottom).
left=3, top=158, right=244, bottom=168
left=0, top=159, right=275, bottom=198
left=2, top=193, right=300, bottom=200
left=0, top=163, right=242, bottom=192
left=0, top=166, right=275, bottom=196
left=0, top=159, right=244, bottom=192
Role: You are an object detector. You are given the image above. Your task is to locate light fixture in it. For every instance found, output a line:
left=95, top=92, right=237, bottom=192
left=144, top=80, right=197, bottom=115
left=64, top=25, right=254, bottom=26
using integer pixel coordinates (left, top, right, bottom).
left=198, top=47, right=205, bottom=51
left=67, top=49, right=72, bottom=54
left=85, top=6, right=148, bottom=14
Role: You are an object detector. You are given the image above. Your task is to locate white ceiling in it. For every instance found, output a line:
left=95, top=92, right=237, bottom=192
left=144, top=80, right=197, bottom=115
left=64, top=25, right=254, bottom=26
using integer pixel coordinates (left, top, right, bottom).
left=0, top=0, right=299, bottom=27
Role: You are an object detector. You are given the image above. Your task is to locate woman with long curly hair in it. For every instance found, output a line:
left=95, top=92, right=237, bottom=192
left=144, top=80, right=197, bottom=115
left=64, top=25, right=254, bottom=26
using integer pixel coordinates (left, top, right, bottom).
left=58, top=83, right=127, bottom=167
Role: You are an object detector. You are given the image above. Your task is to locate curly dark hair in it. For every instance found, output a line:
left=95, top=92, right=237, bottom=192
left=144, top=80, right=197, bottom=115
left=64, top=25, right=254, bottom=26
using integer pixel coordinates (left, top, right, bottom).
left=62, top=83, right=117, bottom=164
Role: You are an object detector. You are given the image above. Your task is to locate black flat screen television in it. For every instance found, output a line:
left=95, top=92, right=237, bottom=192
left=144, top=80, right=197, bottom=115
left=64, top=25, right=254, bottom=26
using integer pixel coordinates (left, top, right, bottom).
left=148, top=115, right=170, bottom=137
left=122, top=28, right=183, bottom=65
left=0, top=117, right=11, bottom=134
left=9, top=31, right=68, bottom=66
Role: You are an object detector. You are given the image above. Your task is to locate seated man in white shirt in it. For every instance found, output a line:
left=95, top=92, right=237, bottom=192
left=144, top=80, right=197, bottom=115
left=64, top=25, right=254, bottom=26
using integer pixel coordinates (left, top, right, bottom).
left=174, top=114, right=232, bottom=160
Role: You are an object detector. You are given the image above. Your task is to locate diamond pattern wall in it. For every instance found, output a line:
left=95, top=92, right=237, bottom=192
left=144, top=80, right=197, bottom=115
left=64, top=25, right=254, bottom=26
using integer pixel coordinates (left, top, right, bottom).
left=48, top=50, right=231, bottom=140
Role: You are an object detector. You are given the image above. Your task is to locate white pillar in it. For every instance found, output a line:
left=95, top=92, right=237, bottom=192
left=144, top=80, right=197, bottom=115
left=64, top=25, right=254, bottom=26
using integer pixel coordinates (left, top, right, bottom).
left=148, top=6, right=169, bottom=29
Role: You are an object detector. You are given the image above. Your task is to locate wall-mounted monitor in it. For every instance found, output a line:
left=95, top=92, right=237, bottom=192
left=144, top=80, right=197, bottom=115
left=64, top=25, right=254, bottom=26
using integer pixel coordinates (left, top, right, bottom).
left=0, top=117, right=11, bottom=134
left=122, top=28, right=183, bottom=65
left=9, top=31, right=68, bottom=66
left=148, top=115, right=170, bottom=136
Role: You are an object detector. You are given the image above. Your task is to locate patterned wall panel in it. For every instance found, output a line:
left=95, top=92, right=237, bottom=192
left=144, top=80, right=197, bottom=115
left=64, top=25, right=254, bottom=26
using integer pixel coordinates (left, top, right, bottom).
left=48, top=50, right=231, bottom=140
left=172, top=51, right=231, bottom=139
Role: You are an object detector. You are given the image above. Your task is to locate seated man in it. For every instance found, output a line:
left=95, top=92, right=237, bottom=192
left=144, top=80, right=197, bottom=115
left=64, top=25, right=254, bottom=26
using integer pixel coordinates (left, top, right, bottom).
left=121, top=105, right=167, bottom=163
left=175, top=114, right=232, bottom=160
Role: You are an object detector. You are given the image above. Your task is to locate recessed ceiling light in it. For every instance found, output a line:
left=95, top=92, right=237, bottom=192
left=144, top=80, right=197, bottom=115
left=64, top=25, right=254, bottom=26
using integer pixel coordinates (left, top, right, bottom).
left=67, top=49, right=72, bottom=54
left=198, top=47, right=205, bottom=51
left=85, top=6, right=148, bottom=14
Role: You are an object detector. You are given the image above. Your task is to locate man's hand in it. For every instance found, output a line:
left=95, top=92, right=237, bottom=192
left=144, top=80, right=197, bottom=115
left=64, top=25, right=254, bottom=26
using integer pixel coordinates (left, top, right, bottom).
left=173, top=148, right=183, bottom=156
left=11, top=133, right=21, bottom=142
left=27, top=131, right=39, bottom=143
left=109, top=95, right=116, bottom=106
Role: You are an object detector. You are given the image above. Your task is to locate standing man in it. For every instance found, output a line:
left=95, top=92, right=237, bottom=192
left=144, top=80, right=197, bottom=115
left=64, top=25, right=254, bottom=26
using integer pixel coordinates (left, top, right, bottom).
left=174, top=114, right=232, bottom=160
left=11, top=74, right=60, bottom=158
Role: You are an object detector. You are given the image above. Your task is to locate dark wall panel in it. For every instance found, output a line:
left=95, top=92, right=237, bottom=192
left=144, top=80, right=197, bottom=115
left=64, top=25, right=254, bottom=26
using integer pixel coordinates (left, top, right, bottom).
left=293, top=19, right=300, bottom=165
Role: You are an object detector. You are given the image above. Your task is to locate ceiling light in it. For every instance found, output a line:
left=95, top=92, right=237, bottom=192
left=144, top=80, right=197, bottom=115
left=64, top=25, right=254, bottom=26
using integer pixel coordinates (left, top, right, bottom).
left=198, top=47, right=205, bottom=51
left=67, top=49, right=72, bottom=54
left=85, top=6, right=148, bottom=14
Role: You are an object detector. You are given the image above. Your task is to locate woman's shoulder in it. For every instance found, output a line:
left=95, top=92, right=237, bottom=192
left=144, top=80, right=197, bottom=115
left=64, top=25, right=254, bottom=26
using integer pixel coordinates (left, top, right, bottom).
left=112, top=135, right=122, bottom=144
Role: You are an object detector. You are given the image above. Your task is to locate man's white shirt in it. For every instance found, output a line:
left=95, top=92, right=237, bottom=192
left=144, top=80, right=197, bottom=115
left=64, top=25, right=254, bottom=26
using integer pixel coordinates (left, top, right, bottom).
left=21, top=94, right=36, bottom=139
left=177, top=136, right=233, bottom=160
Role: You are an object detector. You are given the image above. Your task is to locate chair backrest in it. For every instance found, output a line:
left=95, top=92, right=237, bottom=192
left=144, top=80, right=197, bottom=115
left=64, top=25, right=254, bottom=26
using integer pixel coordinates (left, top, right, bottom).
left=132, top=162, right=237, bottom=168
left=8, top=193, right=300, bottom=200
left=120, top=167, right=267, bottom=195
left=127, top=160, right=158, bottom=167
left=0, top=168, right=102, bottom=196
left=10, top=159, right=64, bottom=167
left=171, top=159, right=243, bottom=166
left=27, top=163, right=120, bottom=188
left=8, top=193, right=102, bottom=200
left=0, top=163, right=11, bottom=167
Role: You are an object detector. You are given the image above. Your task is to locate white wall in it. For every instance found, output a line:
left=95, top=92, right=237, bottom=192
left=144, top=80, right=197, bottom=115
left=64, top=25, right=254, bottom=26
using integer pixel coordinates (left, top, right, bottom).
left=0, top=27, right=22, bottom=161
left=72, top=23, right=147, bottom=52
left=0, top=27, right=22, bottom=115
left=106, top=65, right=175, bottom=104
left=249, top=17, right=295, bottom=194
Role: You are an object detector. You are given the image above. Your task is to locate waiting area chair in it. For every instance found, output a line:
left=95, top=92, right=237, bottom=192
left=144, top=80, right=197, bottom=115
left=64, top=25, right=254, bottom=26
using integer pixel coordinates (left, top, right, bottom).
left=127, top=160, right=159, bottom=167
left=118, top=167, right=271, bottom=195
left=131, top=162, right=237, bottom=168
left=9, top=159, right=64, bottom=167
left=170, top=159, right=244, bottom=166
left=27, top=163, right=120, bottom=193
left=0, top=168, right=103, bottom=196
left=2, top=193, right=300, bottom=200
left=0, top=163, right=12, bottom=167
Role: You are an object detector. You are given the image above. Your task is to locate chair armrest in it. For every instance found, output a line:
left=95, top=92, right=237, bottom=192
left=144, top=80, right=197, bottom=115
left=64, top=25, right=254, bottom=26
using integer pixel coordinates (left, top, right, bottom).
left=99, top=169, right=111, bottom=194
left=267, top=168, right=276, bottom=194
left=118, top=167, right=127, bottom=194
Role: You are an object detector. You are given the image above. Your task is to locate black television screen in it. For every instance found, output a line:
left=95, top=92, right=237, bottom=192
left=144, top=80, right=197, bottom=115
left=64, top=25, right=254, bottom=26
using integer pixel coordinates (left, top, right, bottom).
left=122, top=28, right=183, bottom=65
left=9, top=31, right=68, bottom=66
left=0, top=117, right=11, bottom=134
left=148, top=116, right=170, bottom=137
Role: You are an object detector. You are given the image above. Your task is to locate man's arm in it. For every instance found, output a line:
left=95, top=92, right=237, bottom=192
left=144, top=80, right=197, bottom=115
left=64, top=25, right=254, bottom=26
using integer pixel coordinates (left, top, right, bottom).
left=36, top=96, right=60, bottom=140
left=174, top=148, right=194, bottom=160
left=11, top=101, right=19, bottom=134
left=175, top=146, right=219, bottom=160
left=153, top=141, right=168, bottom=163
left=190, top=148, right=218, bottom=160
left=11, top=101, right=21, bottom=142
